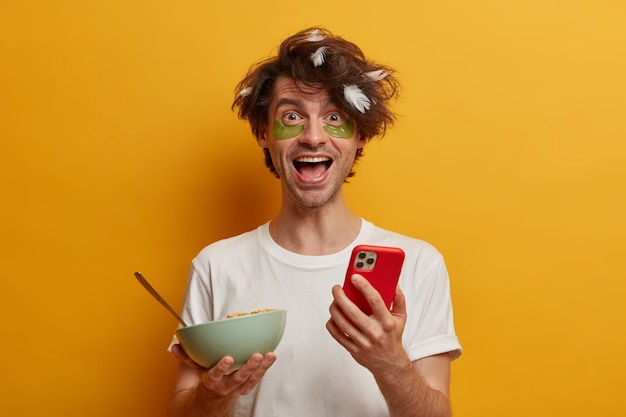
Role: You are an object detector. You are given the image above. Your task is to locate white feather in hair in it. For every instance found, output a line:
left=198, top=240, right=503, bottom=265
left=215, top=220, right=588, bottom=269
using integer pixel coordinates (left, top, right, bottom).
left=306, top=29, right=325, bottom=42
left=343, top=84, right=371, bottom=113
left=239, top=87, right=252, bottom=97
left=365, top=69, right=388, bottom=81
left=310, top=46, right=329, bottom=67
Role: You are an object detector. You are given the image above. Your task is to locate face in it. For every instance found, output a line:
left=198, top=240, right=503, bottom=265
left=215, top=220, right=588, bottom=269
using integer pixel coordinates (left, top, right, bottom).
left=258, top=76, right=365, bottom=209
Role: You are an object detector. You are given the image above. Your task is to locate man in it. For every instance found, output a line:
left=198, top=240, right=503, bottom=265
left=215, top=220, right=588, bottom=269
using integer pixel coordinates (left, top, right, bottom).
left=168, top=27, right=461, bottom=417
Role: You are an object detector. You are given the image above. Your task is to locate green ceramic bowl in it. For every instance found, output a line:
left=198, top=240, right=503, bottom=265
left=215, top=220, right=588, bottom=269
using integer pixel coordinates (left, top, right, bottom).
left=175, top=309, right=287, bottom=369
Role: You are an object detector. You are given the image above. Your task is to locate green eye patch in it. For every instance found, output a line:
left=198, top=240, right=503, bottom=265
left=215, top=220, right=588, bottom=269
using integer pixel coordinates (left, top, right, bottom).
left=322, top=119, right=354, bottom=139
left=273, top=120, right=305, bottom=140
left=273, top=119, right=355, bottom=140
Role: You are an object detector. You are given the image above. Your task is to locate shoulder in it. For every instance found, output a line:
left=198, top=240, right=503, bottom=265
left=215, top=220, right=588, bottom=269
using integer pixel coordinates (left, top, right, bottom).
left=366, top=222, right=444, bottom=263
left=193, top=223, right=267, bottom=263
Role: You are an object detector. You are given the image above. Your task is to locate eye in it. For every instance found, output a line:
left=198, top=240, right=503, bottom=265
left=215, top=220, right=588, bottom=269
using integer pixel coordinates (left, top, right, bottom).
left=327, top=113, right=343, bottom=124
left=282, top=112, right=303, bottom=125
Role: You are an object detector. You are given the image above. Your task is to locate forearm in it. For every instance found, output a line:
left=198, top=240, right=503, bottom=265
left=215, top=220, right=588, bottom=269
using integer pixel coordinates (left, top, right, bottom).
left=168, top=383, right=234, bottom=417
left=375, top=359, right=451, bottom=417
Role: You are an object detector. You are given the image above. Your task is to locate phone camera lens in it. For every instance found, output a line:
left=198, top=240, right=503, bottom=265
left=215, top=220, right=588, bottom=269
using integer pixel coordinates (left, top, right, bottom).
left=356, top=261, right=364, bottom=268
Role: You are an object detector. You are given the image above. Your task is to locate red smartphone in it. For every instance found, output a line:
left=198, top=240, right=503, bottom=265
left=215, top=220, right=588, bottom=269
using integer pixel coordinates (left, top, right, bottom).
left=342, top=244, right=405, bottom=315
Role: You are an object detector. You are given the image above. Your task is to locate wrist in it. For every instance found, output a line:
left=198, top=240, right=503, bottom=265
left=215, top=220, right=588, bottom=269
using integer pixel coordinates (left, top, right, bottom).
left=194, top=382, right=236, bottom=415
left=376, top=354, right=414, bottom=388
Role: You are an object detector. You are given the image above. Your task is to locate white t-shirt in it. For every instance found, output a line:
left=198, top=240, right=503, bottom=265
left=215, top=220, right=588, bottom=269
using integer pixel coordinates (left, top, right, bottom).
left=177, top=219, right=461, bottom=417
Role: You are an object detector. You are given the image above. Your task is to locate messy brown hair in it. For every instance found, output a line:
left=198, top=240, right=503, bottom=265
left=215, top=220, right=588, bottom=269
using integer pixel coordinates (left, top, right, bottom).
left=232, top=27, right=400, bottom=176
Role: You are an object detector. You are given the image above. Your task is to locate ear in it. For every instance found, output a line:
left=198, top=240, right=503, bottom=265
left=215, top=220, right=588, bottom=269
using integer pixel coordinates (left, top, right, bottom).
left=257, top=130, right=269, bottom=148
left=356, top=131, right=367, bottom=149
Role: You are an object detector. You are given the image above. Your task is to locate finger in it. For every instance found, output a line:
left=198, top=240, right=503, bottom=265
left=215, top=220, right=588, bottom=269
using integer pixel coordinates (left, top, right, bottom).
left=243, top=352, right=276, bottom=378
left=204, top=356, right=235, bottom=383
left=220, top=353, right=276, bottom=396
left=242, top=353, right=264, bottom=371
left=170, top=343, right=188, bottom=360
left=238, top=353, right=277, bottom=395
left=350, top=274, right=387, bottom=315
left=330, top=285, right=377, bottom=349
left=228, top=352, right=270, bottom=382
left=263, top=352, right=277, bottom=366
left=327, top=303, right=351, bottom=335
left=330, top=286, right=365, bottom=329
left=326, top=318, right=357, bottom=350
left=331, top=283, right=364, bottom=318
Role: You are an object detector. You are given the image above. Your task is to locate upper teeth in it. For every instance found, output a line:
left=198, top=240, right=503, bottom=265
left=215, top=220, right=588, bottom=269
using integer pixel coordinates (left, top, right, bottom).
left=296, top=156, right=330, bottom=163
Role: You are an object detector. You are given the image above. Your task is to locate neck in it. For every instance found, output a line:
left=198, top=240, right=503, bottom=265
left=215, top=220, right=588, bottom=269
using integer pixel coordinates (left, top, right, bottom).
left=269, top=200, right=361, bottom=256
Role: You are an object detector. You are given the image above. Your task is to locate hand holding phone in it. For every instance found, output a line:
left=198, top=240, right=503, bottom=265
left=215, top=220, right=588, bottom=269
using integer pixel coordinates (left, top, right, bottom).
left=342, top=245, right=405, bottom=315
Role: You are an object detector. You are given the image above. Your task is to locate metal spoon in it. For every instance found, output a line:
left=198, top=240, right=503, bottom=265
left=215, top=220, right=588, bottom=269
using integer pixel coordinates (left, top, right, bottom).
left=134, top=271, right=188, bottom=327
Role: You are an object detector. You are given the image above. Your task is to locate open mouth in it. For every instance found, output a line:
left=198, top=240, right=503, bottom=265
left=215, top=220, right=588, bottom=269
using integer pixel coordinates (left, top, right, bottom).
left=293, top=156, right=332, bottom=180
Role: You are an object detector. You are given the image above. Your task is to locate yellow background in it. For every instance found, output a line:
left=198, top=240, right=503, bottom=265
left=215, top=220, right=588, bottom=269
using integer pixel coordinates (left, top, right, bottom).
left=1, top=1, right=624, bottom=416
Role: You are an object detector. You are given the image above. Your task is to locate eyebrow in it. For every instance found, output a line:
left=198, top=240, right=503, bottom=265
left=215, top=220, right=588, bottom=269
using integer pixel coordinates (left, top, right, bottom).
left=275, top=97, right=337, bottom=110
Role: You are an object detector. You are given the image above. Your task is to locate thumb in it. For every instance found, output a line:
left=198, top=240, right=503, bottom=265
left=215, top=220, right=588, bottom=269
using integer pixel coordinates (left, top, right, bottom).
left=390, top=285, right=407, bottom=319
left=171, top=343, right=203, bottom=370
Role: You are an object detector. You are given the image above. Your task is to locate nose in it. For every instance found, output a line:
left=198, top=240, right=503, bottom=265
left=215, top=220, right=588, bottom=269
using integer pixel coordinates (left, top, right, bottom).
left=299, top=119, right=328, bottom=147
